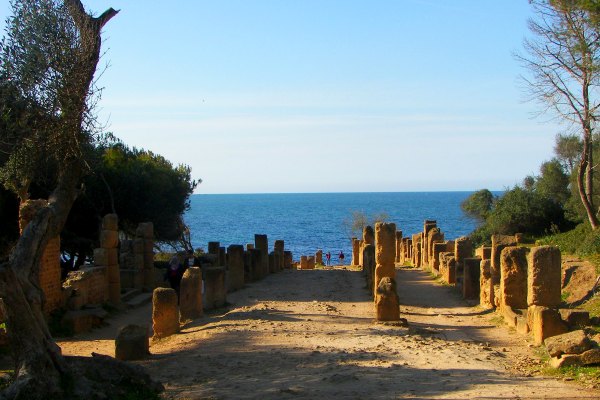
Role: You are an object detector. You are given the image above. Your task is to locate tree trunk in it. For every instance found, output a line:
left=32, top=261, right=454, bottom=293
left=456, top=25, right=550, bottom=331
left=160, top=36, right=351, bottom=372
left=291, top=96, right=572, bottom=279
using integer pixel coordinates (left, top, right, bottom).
left=577, top=130, right=599, bottom=229
left=0, top=2, right=118, bottom=398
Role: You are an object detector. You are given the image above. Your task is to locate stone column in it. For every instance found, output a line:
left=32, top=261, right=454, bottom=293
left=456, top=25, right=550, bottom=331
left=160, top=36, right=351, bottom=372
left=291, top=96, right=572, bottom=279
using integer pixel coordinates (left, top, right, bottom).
left=283, top=251, right=293, bottom=269
left=254, top=234, right=269, bottom=278
left=475, top=246, right=492, bottom=260
left=500, top=247, right=529, bottom=309
left=480, top=259, right=494, bottom=308
left=374, top=222, right=399, bottom=321
left=274, top=240, right=285, bottom=271
left=180, top=267, right=203, bottom=321
left=422, top=220, right=437, bottom=267
left=208, top=241, right=220, bottom=257
left=269, top=252, right=276, bottom=274
left=307, top=256, right=316, bottom=270
left=363, top=226, right=375, bottom=246
left=219, top=246, right=226, bottom=267
left=528, top=246, right=562, bottom=307
left=315, top=250, right=323, bottom=265
left=427, top=228, right=444, bottom=269
left=300, top=256, right=308, bottom=270
left=152, top=288, right=179, bottom=338
left=352, top=238, right=360, bottom=266
left=395, top=230, right=403, bottom=264
left=227, top=245, right=245, bottom=292
left=491, top=234, right=517, bottom=285
left=432, top=242, right=447, bottom=273
left=463, top=258, right=481, bottom=300
left=100, top=214, right=120, bottom=304
left=204, top=266, right=226, bottom=310
left=411, top=234, right=422, bottom=268
left=248, top=249, right=261, bottom=281
left=362, top=244, right=375, bottom=297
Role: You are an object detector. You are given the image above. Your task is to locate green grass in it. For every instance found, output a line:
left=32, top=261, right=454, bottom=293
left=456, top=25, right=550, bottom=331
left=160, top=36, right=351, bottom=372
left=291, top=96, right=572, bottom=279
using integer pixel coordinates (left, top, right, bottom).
left=582, top=295, right=600, bottom=319
left=537, top=224, right=600, bottom=273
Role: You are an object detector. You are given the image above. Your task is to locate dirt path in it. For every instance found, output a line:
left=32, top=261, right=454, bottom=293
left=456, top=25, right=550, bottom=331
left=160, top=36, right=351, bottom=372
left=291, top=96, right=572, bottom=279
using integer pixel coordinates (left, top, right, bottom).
left=59, top=267, right=600, bottom=399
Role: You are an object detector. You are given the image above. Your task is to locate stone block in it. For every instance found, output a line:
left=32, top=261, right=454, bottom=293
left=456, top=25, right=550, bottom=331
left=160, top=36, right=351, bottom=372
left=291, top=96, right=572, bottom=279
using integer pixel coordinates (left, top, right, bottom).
left=107, top=264, right=120, bottom=284
left=445, top=255, right=456, bottom=284
left=375, top=277, right=400, bottom=321
left=427, top=228, right=444, bottom=269
left=550, top=354, right=583, bottom=368
left=516, top=314, right=530, bottom=334
left=152, top=288, right=179, bottom=338
left=219, top=247, right=226, bottom=267
left=500, top=247, right=529, bottom=309
left=269, top=252, right=276, bottom=273
left=363, top=226, right=375, bottom=245
left=315, top=250, right=323, bottom=265
left=491, top=234, right=517, bottom=284
left=133, top=239, right=144, bottom=254
left=432, top=242, right=447, bottom=272
left=283, top=251, right=293, bottom=269
left=246, top=243, right=254, bottom=251
left=352, top=238, right=360, bottom=265
left=544, top=330, right=592, bottom=357
left=109, top=282, right=121, bottom=304
left=249, top=249, right=262, bottom=281
left=94, top=248, right=119, bottom=267
left=395, top=231, right=403, bottom=263
left=180, top=267, right=203, bottom=321
left=300, top=255, right=308, bottom=270
left=100, top=230, right=119, bottom=249
left=454, top=236, right=473, bottom=264
left=529, top=305, right=568, bottom=346
left=528, top=246, right=562, bottom=307
left=362, top=244, right=375, bottom=297
left=480, top=259, right=494, bottom=308
left=500, top=305, right=519, bottom=328
left=254, top=234, right=269, bottom=278
left=102, top=214, right=119, bottom=231
left=307, top=256, right=316, bottom=270
left=375, top=222, right=396, bottom=272
left=559, top=309, right=590, bottom=329
left=115, top=324, right=149, bottom=361
left=208, top=241, right=220, bottom=255
left=204, top=266, right=226, bottom=310
left=463, top=257, right=481, bottom=300
left=227, top=245, right=245, bottom=291
left=475, top=246, right=492, bottom=260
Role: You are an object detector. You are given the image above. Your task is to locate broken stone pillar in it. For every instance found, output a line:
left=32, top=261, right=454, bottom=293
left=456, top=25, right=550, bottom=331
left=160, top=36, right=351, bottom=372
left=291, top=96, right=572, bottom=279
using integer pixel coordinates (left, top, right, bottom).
left=249, top=249, right=262, bottom=281
left=475, top=246, right=492, bottom=260
left=528, top=246, right=562, bottom=307
left=315, top=250, right=323, bottom=265
left=246, top=243, right=254, bottom=251
left=374, top=222, right=399, bottom=321
left=427, top=228, right=444, bottom=270
left=254, top=234, right=269, bottom=278
left=491, top=234, right=517, bottom=285
left=152, top=288, right=179, bottom=338
left=362, top=244, right=375, bottom=297
left=432, top=242, right=448, bottom=274
left=18, top=200, right=63, bottom=315
left=300, top=255, right=308, bottom=270
left=307, top=256, right=316, bottom=270
left=352, top=238, right=360, bottom=266
left=375, top=277, right=400, bottom=321
left=179, top=267, right=203, bottom=321
left=219, top=247, right=226, bottom=267
left=422, top=220, right=437, bottom=267
left=269, top=252, right=276, bottom=274
left=500, top=247, right=529, bottom=310
left=395, top=230, right=403, bottom=264
left=454, top=236, right=473, bottom=265
left=204, top=266, right=226, bottom=310
left=480, top=259, right=494, bottom=308
left=283, top=251, right=293, bottom=269
left=100, top=214, right=121, bottom=304
left=274, top=240, right=285, bottom=271
left=529, top=305, right=568, bottom=346
left=405, top=238, right=412, bottom=263
left=444, top=254, right=457, bottom=284
left=463, top=258, right=481, bottom=300
left=412, top=233, right=422, bottom=267
left=227, top=245, right=245, bottom=292
left=374, top=222, right=397, bottom=288
left=208, top=241, right=220, bottom=256
left=363, top=226, right=375, bottom=246
left=115, top=324, right=149, bottom=361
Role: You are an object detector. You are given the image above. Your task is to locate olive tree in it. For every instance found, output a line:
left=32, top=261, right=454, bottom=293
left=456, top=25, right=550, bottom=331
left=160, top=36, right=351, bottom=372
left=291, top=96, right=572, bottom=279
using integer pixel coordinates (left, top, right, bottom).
left=516, top=0, right=600, bottom=228
left=0, top=1, right=159, bottom=398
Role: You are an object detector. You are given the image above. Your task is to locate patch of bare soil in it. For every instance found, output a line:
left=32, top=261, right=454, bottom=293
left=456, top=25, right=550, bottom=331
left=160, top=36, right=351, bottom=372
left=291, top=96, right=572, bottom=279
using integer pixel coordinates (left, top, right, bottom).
left=58, top=267, right=600, bottom=399
left=562, top=256, right=598, bottom=305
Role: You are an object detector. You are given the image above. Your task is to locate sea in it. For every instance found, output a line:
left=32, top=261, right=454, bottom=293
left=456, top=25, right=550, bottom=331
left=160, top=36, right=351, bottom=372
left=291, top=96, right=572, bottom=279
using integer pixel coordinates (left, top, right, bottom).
left=184, top=192, right=479, bottom=264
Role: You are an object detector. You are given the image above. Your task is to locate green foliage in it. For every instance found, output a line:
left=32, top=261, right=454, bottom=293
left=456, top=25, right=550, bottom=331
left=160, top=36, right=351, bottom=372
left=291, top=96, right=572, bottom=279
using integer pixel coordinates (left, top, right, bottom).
left=538, top=223, right=600, bottom=256
left=461, top=189, right=495, bottom=222
left=535, top=159, right=571, bottom=205
left=554, top=133, right=582, bottom=173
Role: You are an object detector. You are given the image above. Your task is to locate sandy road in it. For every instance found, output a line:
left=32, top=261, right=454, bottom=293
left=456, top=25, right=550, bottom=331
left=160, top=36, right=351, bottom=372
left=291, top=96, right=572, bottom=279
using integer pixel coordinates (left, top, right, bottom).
left=58, top=267, right=600, bottom=399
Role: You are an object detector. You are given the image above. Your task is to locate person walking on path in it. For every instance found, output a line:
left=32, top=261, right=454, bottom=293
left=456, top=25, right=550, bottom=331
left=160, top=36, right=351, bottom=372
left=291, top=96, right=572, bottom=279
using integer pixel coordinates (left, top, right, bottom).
left=165, top=255, right=185, bottom=300
left=325, top=252, right=331, bottom=266
left=338, top=250, right=345, bottom=265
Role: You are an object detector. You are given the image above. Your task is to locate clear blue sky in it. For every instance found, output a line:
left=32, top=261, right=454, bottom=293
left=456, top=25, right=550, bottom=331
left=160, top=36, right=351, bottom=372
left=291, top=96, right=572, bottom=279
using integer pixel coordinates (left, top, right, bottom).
left=1, top=1, right=565, bottom=194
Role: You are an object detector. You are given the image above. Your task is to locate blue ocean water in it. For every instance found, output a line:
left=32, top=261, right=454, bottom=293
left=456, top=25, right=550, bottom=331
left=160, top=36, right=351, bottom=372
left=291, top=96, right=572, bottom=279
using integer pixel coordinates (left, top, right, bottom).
left=184, top=192, right=478, bottom=263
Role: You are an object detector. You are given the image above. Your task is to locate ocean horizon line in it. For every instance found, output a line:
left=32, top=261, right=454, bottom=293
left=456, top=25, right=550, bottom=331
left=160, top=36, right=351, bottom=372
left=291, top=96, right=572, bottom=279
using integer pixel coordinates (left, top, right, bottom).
left=192, top=190, right=505, bottom=196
